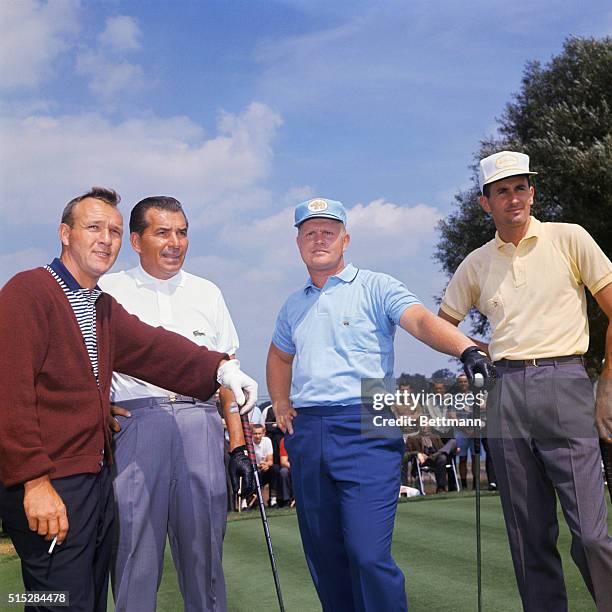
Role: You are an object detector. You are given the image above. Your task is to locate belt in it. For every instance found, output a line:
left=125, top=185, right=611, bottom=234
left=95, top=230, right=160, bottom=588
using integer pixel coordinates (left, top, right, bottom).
left=494, top=356, right=584, bottom=368
left=113, top=395, right=206, bottom=410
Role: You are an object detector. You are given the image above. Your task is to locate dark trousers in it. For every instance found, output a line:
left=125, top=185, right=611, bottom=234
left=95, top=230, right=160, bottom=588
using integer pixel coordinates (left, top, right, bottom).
left=417, top=439, right=457, bottom=490
left=488, top=362, right=612, bottom=612
left=258, top=465, right=292, bottom=501
left=274, top=466, right=292, bottom=502
left=0, top=469, right=114, bottom=612
left=284, top=405, right=407, bottom=612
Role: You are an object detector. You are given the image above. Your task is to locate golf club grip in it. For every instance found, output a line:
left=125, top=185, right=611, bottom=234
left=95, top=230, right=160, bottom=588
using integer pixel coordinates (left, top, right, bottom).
left=240, top=413, right=258, bottom=466
left=601, top=439, right=612, bottom=504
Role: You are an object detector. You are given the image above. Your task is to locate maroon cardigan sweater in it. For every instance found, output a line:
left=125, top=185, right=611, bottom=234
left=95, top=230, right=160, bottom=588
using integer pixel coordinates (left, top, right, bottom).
left=0, top=268, right=228, bottom=487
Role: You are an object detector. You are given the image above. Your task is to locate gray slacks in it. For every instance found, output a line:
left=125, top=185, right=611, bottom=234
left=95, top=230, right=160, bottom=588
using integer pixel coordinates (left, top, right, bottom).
left=111, top=398, right=227, bottom=612
left=488, top=362, right=612, bottom=612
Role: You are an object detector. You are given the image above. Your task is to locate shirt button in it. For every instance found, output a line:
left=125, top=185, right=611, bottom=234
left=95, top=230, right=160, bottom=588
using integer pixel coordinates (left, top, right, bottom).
left=101, top=449, right=105, bottom=455
left=99, top=460, right=104, bottom=467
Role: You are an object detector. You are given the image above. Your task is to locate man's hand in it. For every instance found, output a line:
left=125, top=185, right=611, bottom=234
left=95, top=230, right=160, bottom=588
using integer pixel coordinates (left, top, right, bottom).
left=417, top=452, right=427, bottom=465
left=228, top=445, right=255, bottom=497
left=275, top=400, right=297, bottom=435
left=217, top=360, right=258, bottom=414
left=460, top=346, right=497, bottom=388
left=109, top=404, right=132, bottom=433
left=596, top=375, right=612, bottom=442
left=23, top=475, right=69, bottom=544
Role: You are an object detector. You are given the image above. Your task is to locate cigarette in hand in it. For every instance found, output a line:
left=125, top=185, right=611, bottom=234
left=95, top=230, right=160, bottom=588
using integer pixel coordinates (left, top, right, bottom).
left=48, top=536, right=58, bottom=554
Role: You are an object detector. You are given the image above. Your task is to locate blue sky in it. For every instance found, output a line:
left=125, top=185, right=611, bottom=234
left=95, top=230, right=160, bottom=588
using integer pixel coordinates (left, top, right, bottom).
left=1, top=0, right=611, bottom=395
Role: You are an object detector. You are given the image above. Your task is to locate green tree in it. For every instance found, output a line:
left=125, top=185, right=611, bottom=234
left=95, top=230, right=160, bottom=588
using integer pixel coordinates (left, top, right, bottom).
left=430, top=368, right=456, bottom=384
left=434, top=36, right=612, bottom=375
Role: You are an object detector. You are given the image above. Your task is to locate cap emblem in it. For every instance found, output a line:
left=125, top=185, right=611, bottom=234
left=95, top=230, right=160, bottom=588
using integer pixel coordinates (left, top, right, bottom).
left=495, top=154, right=519, bottom=169
left=307, top=199, right=328, bottom=212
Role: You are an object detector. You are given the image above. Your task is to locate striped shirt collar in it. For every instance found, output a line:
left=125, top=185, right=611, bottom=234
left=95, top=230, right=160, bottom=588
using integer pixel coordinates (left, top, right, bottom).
left=48, top=257, right=102, bottom=293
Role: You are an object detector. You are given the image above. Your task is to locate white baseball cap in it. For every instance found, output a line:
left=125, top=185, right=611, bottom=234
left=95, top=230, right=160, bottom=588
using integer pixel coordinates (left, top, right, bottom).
left=479, top=151, right=537, bottom=193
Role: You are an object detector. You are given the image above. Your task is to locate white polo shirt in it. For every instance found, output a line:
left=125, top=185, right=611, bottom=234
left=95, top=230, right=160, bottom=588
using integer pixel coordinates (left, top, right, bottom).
left=99, top=264, right=239, bottom=401
left=254, top=436, right=273, bottom=465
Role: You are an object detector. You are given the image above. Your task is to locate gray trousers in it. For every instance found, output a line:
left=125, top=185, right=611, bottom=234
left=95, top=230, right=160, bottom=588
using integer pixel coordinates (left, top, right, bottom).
left=488, top=362, right=612, bottom=612
left=111, top=398, right=227, bottom=612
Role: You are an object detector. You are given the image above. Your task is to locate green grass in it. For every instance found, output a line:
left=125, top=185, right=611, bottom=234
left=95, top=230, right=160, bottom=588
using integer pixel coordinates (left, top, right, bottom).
left=1, top=493, right=607, bottom=611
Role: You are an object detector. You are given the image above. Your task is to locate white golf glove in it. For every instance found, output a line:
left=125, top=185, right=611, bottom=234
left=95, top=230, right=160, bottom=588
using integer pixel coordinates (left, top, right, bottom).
left=217, top=359, right=258, bottom=415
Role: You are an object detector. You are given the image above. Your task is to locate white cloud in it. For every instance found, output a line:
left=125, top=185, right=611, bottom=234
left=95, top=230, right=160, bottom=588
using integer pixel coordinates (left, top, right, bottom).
left=99, top=15, right=142, bottom=51
left=76, top=51, right=146, bottom=98
left=0, top=0, right=80, bottom=89
left=0, top=102, right=283, bottom=227
left=349, top=199, right=440, bottom=247
left=76, top=14, right=145, bottom=98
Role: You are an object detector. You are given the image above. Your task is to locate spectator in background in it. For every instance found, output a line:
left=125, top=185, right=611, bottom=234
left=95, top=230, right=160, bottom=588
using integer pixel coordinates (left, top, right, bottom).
left=392, top=381, right=422, bottom=438
left=425, top=380, right=453, bottom=440
left=262, top=402, right=284, bottom=466
left=252, top=423, right=277, bottom=506
left=393, top=380, right=423, bottom=487
left=453, top=374, right=478, bottom=490
left=404, top=426, right=458, bottom=493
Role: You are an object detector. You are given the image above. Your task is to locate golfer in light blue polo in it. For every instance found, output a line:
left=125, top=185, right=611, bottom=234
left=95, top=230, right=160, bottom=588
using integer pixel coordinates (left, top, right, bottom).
left=266, top=197, right=496, bottom=611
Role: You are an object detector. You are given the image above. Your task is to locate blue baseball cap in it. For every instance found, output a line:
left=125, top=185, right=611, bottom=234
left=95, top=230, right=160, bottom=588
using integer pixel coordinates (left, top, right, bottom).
left=294, top=198, right=347, bottom=227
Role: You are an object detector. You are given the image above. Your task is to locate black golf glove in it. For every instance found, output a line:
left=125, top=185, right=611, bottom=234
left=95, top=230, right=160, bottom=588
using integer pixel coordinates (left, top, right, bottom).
left=229, top=445, right=255, bottom=497
left=460, top=346, right=497, bottom=389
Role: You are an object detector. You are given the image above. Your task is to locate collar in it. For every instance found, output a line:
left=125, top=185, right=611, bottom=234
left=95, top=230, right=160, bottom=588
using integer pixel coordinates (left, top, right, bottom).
left=303, top=263, right=359, bottom=292
left=132, top=264, right=185, bottom=288
left=50, top=258, right=99, bottom=291
left=494, top=216, right=541, bottom=250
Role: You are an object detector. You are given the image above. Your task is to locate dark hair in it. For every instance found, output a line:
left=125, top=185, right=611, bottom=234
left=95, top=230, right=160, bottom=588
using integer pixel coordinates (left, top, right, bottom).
left=129, top=196, right=188, bottom=235
left=252, top=423, right=265, bottom=432
left=61, top=187, right=120, bottom=226
left=482, top=174, right=531, bottom=198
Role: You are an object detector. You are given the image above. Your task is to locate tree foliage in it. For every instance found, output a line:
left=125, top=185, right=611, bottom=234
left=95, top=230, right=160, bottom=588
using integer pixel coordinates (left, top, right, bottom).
left=434, top=36, right=612, bottom=374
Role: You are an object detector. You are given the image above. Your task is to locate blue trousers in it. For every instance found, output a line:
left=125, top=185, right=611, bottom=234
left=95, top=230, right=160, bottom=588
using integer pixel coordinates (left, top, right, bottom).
left=284, top=405, right=408, bottom=612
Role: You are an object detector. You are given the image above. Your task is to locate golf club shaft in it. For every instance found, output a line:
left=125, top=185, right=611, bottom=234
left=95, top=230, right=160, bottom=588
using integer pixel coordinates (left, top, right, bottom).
left=240, top=413, right=286, bottom=612
left=474, top=401, right=482, bottom=612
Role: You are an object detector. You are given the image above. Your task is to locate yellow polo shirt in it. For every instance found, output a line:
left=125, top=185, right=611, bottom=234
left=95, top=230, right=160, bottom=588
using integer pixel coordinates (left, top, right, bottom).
left=440, top=217, right=612, bottom=361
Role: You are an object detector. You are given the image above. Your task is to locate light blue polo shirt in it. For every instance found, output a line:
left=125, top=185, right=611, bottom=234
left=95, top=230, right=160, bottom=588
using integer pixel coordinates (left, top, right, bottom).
left=272, top=263, right=421, bottom=407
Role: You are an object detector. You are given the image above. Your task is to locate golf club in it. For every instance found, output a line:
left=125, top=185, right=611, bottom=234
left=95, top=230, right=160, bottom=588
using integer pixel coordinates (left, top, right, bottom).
left=240, top=413, right=286, bottom=612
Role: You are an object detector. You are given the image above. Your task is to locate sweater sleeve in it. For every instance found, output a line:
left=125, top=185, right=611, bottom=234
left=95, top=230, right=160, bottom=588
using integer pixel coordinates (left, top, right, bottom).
left=110, top=297, right=227, bottom=402
left=0, top=274, right=56, bottom=486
